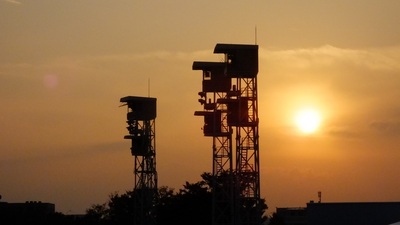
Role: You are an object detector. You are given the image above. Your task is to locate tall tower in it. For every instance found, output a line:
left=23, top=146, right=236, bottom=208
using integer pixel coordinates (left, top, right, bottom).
left=193, top=43, right=262, bottom=225
left=214, top=44, right=261, bottom=225
left=193, top=62, right=234, bottom=225
left=120, top=96, right=158, bottom=225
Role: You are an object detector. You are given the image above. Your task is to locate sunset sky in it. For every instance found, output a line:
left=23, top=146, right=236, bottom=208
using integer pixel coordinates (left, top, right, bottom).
left=1, top=0, right=400, bottom=215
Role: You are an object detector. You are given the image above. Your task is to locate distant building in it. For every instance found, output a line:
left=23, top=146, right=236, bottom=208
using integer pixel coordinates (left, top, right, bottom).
left=307, top=202, right=400, bottom=225
left=275, top=202, right=400, bottom=225
left=0, top=201, right=55, bottom=224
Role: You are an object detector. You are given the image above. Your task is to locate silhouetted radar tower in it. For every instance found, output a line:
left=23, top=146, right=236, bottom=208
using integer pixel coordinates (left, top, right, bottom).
left=214, top=44, right=261, bottom=225
left=120, top=96, right=157, bottom=225
left=193, top=43, right=262, bottom=225
left=193, top=62, right=234, bottom=225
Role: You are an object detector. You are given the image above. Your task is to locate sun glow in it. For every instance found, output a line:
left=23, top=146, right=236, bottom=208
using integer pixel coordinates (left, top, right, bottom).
left=295, top=108, right=321, bottom=134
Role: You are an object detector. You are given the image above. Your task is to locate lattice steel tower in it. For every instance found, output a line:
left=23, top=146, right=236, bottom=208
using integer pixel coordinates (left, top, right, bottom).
left=193, top=43, right=261, bottom=225
left=120, top=96, right=158, bottom=225
left=193, top=62, right=234, bottom=225
left=214, top=44, right=261, bottom=225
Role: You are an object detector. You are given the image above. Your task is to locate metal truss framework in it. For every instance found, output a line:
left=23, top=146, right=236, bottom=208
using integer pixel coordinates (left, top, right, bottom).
left=193, top=62, right=235, bottom=225
left=193, top=43, right=262, bottom=225
left=121, top=96, right=158, bottom=225
left=234, top=77, right=261, bottom=225
left=212, top=91, right=234, bottom=225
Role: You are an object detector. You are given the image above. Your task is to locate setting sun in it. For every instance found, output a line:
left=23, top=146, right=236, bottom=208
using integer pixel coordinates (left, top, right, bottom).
left=294, top=109, right=321, bottom=134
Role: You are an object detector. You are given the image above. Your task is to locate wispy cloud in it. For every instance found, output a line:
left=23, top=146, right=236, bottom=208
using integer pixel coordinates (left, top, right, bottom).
left=370, top=120, right=400, bottom=137
left=264, top=45, right=400, bottom=72
left=4, top=0, right=22, bottom=5
left=325, top=126, right=362, bottom=139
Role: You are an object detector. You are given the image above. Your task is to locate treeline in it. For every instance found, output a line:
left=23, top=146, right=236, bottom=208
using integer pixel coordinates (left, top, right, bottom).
left=12, top=172, right=268, bottom=225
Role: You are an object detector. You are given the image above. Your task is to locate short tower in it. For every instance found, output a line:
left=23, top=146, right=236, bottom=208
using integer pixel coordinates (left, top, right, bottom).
left=120, top=96, right=157, bottom=225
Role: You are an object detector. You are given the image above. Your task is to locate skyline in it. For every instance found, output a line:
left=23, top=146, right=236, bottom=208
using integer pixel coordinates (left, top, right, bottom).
left=1, top=0, right=400, bottom=214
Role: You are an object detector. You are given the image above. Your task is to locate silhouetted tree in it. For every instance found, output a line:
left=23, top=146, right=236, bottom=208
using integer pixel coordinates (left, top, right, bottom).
left=157, top=180, right=212, bottom=225
left=203, top=171, right=268, bottom=224
left=269, top=212, right=286, bottom=225
left=84, top=192, right=134, bottom=225
left=85, top=172, right=267, bottom=225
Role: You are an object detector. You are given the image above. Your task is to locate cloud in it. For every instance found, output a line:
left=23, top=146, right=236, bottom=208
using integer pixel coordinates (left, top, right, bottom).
left=263, top=45, right=400, bottom=102
left=4, top=0, right=22, bottom=5
left=263, top=45, right=400, bottom=73
left=325, top=126, right=362, bottom=139
left=83, top=49, right=218, bottom=64
left=370, top=121, right=400, bottom=137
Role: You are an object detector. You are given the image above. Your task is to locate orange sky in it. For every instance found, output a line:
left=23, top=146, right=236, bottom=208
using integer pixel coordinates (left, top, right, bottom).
left=1, top=0, right=400, bottom=215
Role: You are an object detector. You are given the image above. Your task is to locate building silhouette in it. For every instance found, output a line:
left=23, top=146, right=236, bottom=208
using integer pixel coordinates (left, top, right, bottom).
left=274, top=201, right=400, bottom=225
left=0, top=200, right=55, bottom=224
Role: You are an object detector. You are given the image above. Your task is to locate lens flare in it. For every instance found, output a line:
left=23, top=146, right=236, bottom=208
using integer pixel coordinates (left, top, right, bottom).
left=43, top=74, right=59, bottom=89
